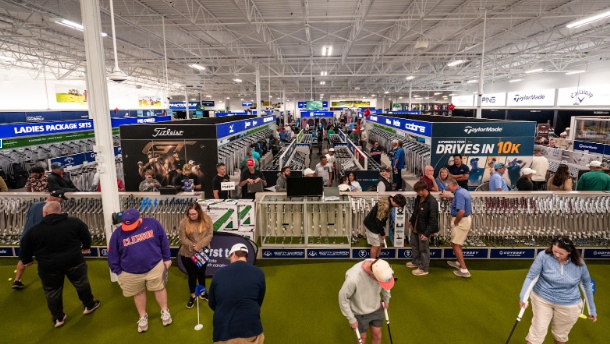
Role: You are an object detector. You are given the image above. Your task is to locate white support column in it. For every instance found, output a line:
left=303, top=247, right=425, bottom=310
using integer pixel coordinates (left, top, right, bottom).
left=294, top=95, right=298, bottom=124
left=409, top=87, right=412, bottom=111
left=80, top=0, right=120, bottom=281
left=476, top=10, right=487, bottom=119
left=255, top=66, right=261, bottom=117
left=185, top=90, right=190, bottom=119
left=283, top=89, right=288, bottom=125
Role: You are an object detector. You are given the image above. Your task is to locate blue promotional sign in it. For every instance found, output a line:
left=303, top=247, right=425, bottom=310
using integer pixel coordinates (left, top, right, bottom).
left=352, top=248, right=396, bottom=259
left=82, top=247, right=99, bottom=258
left=201, top=100, right=215, bottom=107
left=13, top=247, right=20, bottom=257
left=583, top=249, right=610, bottom=259
left=306, top=249, right=351, bottom=258
left=169, top=101, right=199, bottom=110
left=322, top=101, right=328, bottom=108
left=114, top=146, right=122, bottom=156
left=573, top=140, right=605, bottom=154
left=111, top=116, right=172, bottom=127
left=386, top=111, right=421, bottom=115
left=489, top=248, right=536, bottom=259
left=262, top=249, right=306, bottom=258
left=338, top=130, right=346, bottom=142
left=242, top=102, right=253, bottom=107
left=433, top=122, right=536, bottom=138
left=432, top=136, right=534, bottom=159
left=99, top=247, right=109, bottom=257
left=397, top=248, right=442, bottom=259
left=216, top=115, right=275, bottom=139
left=298, top=101, right=307, bottom=108
left=51, top=146, right=122, bottom=168
left=301, top=111, right=334, bottom=117
left=444, top=248, right=488, bottom=259
left=366, top=115, right=432, bottom=137
left=0, top=247, right=14, bottom=257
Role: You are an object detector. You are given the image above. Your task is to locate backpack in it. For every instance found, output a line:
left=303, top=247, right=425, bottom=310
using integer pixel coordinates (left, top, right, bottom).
left=8, top=163, right=28, bottom=189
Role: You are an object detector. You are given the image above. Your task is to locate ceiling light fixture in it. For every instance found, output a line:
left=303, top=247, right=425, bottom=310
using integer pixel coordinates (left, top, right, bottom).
left=565, top=70, right=585, bottom=75
left=241, top=98, right=244, bottom=101
left=447, top=60, right=465, bottom=67
left=322, top=46, right=333, bottom=56
left=384, top=91, right=389, bottom=94
left=434, top=92, right=441, bottom=95
left=233, top=78, right=242, bottom=83
left=189, top=64, right=206, bottom=71
left=525, top=68, right=543, bottom=74
left=449, top=93, right=457, bottom=96
left=226, top=97, right=230, bottom=99
left=55, top=19, right=107, bottom=36
left=509, top=79, right=523, bottom=83
left=0, top=56, right=16, bottom=62
left=320, top=81, right=325, bottom=85
left=566, top=8, right=610, bottom=28
left=406, top=76, right=415, bottom=80
left=173, top=83, right=182, bottom=87
left=399, top=96, right=403, bottom=99
left=320, top=71, right=328, bottom=76
left=206, top=95, right=211, bottom=97
left=467, top=79, right=479, bottom=83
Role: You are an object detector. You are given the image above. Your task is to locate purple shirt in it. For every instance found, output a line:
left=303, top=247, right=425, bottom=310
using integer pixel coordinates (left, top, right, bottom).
left=108, top=217, right=171, bottom=275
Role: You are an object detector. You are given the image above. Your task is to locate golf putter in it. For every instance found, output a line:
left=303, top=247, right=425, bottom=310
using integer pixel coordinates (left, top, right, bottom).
left=381, top=301, right=393, bottom=344
left=506, top=275, right=539, bottom=344
left=355, top=328, right=363, bottom=344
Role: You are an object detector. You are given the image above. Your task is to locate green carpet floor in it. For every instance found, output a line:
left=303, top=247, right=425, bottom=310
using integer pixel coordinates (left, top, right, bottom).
left=0, top=258, right=607, bottom=344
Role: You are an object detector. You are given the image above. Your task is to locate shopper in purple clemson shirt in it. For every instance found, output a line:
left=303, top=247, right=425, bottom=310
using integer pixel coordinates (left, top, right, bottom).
left=108, top=208, right=173, bottom=333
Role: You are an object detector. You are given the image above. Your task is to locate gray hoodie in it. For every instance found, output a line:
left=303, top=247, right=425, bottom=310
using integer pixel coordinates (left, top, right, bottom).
left=276, top=172, right=287, bottom=192
left=339, top=260, right=391, bottom=323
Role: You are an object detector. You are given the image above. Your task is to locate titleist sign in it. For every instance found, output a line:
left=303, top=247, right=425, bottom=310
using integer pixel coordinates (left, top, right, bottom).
left=152, top=127, right=184, bottom=137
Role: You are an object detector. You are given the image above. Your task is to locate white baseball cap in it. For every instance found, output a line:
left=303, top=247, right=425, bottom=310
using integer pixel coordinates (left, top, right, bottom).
left=229, top=243, right=248, bottom=256
left=303, top=168, right=315, bottom=176
left=560, top=132, right=568, bottom=136
left=521, top=168, right=536, bottom=175
left=587, top=161, right=602, bottom=168
left=329, top=148, right=335, bottom=152
left=371, top=259, right=395, bottom=290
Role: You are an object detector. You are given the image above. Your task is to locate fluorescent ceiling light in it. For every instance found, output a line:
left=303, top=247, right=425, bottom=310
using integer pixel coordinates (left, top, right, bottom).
left=226, top=97, right=230, bottom=99
left=320, top=94, right=325, bottom=96
left=189, top=64, right=205, bottom=71
left=206, top=95, right=211, bottom=97
left=219, top=101, right=223, bottom=103
left=449, top=93, right=457, bottom=96
left=0, top=56, right=16, bottom=62
left=467, top=79, right=478, bottom=83
left=320, top=71, right=328, bottom=76
left=173, top=83, right=182, bottom=87
left=399, top=96, right=403, bottom=99
left=190, top=98, right=196, bottom=101
left=525, top=68, right=543, bottom=74
left=241, top=98, right=244, bottom=100
left=566, top=9, right=610, bottom=28
left=322, top=46, right=333, bottom=56
left=251, top=99, right=254, bottom=101
left=447, top=60, right=465, bottom=67
left=509, top=79, right=523, bottom=83
left=406, top=76, right=415, bottom=80
left=565, top=70, right=585, bottom=75
left=434, top=92, right=441, bottom=95
left=55, top=19, right=107, bottom=36
left=320, top=81, right=325, bottom=85
left=233, top=78, right=242, bottom=83
left=425, top=97, right=430, bottom=100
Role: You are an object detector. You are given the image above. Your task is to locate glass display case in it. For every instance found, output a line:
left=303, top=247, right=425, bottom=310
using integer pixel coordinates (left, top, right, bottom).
left=259, top=194, right=352, bottom=247
left=574, top=117, right=610, bottom=144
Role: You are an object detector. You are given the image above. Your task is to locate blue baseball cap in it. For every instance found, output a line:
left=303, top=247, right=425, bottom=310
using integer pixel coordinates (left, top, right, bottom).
left=121, top=208, right=141, bottom=230
left=51, top=162, right=63, bottom=169
left=494, top=162, right=506, bottom=169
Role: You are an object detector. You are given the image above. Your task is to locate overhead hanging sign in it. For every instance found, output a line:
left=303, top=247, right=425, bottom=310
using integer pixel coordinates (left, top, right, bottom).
left=366, top=115, right=432, bottom=137
left=201, top=100, right=215, bottom=107
left=298, top=101, right=307, bottom=108
left=451, top=95, right=475, bottom=107
left=242, top=102, right=253, bottom=107
left=300, top=111, right=334, bottom=117
left=169, top=101, right=199, bottom=110
left=557, top=86, right=610, bottom=106
left=216, top=115, right=275, bottom=139
left=481, top=93, right=507, bottom=107
left=506, top=89, right=555, bottom=106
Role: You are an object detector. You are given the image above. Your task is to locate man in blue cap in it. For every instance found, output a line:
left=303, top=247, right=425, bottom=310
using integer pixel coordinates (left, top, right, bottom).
left=489, top=162, right=510, bottom=191
left=108, top=208, right=173, bottom=333
left=47, top=162, right=79, bottom=192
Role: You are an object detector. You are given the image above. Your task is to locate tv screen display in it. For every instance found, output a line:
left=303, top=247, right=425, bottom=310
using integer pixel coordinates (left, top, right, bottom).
left=306, top=101, right=323, bottom=110
left=287, top=177, right=324, bottom=197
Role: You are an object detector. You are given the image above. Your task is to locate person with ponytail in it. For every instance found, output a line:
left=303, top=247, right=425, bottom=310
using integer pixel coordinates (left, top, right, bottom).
left=178, top=202, right=213, bottom=308
left=518, top=236, right=597, bottom=344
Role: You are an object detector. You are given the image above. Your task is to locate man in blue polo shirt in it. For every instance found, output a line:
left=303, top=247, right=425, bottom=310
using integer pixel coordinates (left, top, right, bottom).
left=391, top=140, right=405, bottom=191
left=489, top=162, right=509, bottom=191
left=440, top=178, right=472, bottom=278
left=447, top=154, right=470, bottom=189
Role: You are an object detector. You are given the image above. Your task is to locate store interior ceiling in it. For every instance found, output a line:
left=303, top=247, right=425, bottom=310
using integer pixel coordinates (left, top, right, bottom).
left=1, top=0, right=610, bottom=102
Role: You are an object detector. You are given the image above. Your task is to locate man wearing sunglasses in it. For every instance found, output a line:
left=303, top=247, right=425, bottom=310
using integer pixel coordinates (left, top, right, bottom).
left=339, top=258, right=394, bottom=344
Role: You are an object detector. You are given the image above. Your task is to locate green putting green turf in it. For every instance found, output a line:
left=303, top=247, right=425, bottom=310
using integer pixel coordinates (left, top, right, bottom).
left=0, top=258, right=607, bottom=344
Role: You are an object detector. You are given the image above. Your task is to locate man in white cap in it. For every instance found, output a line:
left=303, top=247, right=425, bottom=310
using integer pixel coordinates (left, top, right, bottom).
left=339, top=258, right=394, bottom=344
left=515, top=168, right=536, bottom=191
left=560, top=132, right=568, bottom=138
left=303, top=168, right=316, bottom=177
left=326, top=148, right=337, bottom=181
left=209, top=244, right=265, bottom=344
left=577, top=161, right=610, bottom=191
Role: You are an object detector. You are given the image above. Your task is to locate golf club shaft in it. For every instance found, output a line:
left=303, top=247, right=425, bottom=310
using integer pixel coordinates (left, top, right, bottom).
left=382, top=301, right=393, bottom=344
left=355, top=328, right=363, bottom=344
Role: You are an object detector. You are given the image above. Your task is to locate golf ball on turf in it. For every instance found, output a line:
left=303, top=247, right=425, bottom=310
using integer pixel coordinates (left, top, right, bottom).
left=14, top=270, right=17, bottom=273
left=9, top=278, right=12, bottom=281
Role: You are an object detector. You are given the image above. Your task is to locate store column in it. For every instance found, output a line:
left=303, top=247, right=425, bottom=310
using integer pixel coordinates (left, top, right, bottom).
left=283, top=89, right=288, bottom=125
left=256, top=65, right=262, bottom=117
left=80, top=0, right=120, bottom=281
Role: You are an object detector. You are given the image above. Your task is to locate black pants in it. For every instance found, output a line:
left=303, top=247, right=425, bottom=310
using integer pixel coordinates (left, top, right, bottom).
left=180, top=255, right=207, bottom=294
left=38, top=262, right=95, bottom=321
left=394, top=168, right=403, bottom=190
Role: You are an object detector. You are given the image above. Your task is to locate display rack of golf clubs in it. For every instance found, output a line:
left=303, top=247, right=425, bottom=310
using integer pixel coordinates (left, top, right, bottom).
left=329, top=134, right=343, bottom=145
left=331, top=145, right=361, bottom=177
left=437, top=194, right=610, bottom=248
left=300, top=134, right=313, bottom=144
left=368, top=127, right=406, bottom=152
left=0, top=193, right=197, bottom=248
left=403, top=140, right=431, bottom=177
left=259, top=194, right=352, bottom=247
left=217, top=129, right=273, bottom=175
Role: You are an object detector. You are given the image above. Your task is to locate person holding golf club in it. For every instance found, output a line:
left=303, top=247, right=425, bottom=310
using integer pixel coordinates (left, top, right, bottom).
left=440, top=178, right=472, bottom=278
left=339, top=258, right=395, bottom=344
left=517, top=236, right=597, bottom=344
left=363, top=194, right=407, bottom=259
left=178, top=202, right=213, bottom=308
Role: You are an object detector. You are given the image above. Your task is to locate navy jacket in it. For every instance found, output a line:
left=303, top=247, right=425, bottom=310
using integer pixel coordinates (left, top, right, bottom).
left=209, top=260, right=266, bottom=342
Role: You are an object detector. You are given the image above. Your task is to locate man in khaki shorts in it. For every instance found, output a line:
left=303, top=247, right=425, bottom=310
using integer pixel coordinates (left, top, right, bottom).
left=440, top=178, right=472, bottom=278
left=108, top=208, right=173, bottom=332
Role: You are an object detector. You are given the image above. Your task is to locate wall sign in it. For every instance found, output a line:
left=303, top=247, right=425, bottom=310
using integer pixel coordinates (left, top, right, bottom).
left=366, top=115, right=432, bottom=137
left=201, top=100, right=215, bottom=107
left=451, top=95, right=475, bottom=107
left=481, top=93, right=507, bottom=107
left=300, top=111, right=334, bottom=117
left=216, top=115, right=275, bottom=139
left=242, top=102, right=253, bottom=107
left=557, top=86, right=610, bottom=106
left=352, top=248, right=396, bottom=259
left=573, top=140, right=606, bottom=154
left=306, top=249, right=351, bottom=258
left=169, top=101, right=199, bottom=110
left=507, top=89, right=555, bottom=106
left=262, top=249, right=305, bottom=258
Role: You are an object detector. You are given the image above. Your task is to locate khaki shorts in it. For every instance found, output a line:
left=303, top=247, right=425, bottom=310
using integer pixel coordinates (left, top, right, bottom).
left=117, top=260, right=166, bottom=297
left=366, top=229, right=381, bottom=247
left=526, top=291, right=582, bottom=344
left=450, top=216, right=471, bottom=246
left=214, top=332, right=264, bottom=344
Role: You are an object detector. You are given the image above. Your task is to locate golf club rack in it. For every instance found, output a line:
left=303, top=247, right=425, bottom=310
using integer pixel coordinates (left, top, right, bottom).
left=217, top=128, right=274, bottom=175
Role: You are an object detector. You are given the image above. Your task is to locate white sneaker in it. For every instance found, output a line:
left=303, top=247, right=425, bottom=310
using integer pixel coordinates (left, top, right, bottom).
left=137, top=314, right=148, bottom=333
left=405, top=262, right=418, bottom=268
left=447, top=261, right=461, bottom=269
left=454, top=269, right=471, bottom=278
left=161, top=309, right=172, bottom=326
left=412, top=268, right=429, bottom=276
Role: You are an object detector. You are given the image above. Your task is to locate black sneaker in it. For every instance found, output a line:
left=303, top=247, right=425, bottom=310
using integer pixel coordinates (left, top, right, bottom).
left=199, top=292, right=209, bottom=301
left=54, top=313, right=67, bottom=328
left=186, top=296, right=196, bottom=309
left=12, top=280, right=24, bottom=289
left=83, top=300, right=101, bottom=315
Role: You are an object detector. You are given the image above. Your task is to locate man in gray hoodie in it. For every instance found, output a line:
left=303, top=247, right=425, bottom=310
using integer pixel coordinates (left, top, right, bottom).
left=275, top=166, right=290, bottom=192
left=339, top=259, right=394, bottom=344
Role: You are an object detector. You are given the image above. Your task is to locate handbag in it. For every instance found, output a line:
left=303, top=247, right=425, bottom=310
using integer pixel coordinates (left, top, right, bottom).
left=190, top=246, right=211, bottom=268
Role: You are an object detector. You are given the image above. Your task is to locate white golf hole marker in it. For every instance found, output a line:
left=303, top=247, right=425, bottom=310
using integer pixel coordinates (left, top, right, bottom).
left=195, top=324, right=203, bottom=331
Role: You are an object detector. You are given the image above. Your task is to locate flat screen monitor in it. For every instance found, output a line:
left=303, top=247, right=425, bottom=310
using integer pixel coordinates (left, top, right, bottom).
left=287, top=177, right=324, bottom=197
left=306, top=101, right=323, bottom=110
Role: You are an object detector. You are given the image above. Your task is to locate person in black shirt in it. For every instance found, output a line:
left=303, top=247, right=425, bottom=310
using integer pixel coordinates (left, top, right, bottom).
left=370, top=141, right=382, bottom=164
left=212, top=163, right=231, bottom=199
left=239, top=159, right=267, bottom=199
left=174, top=164, right=201, bottom=191
left=447, top=154, right=470, bottom=189
left=516, top=167, right=535, bottom=191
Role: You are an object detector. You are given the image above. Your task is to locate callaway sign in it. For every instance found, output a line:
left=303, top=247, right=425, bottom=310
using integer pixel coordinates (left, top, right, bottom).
left=557, top=86, right=610, bottom=106
left=507, top=89, right=555, bottom=106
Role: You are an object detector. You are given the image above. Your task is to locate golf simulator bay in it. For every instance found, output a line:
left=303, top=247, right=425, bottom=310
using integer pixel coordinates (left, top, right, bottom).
left=1, top=258, right=607, bottom=344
